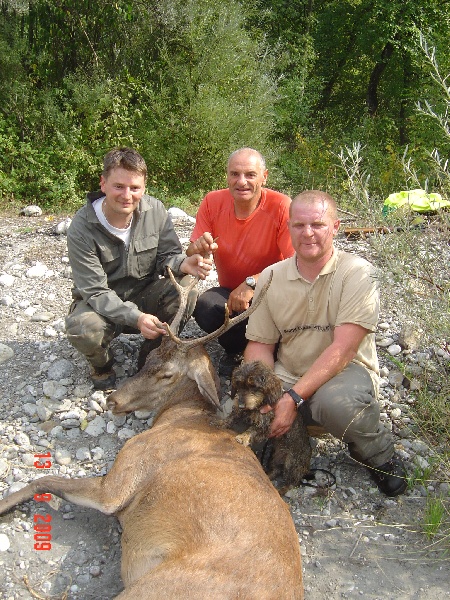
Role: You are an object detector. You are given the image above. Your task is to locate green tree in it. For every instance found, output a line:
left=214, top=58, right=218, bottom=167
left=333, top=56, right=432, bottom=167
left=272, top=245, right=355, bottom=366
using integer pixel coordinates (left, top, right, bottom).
left=0, top=0, right=278, bottom=205
left=312, top=1, right=450, bottom=139
left=134, top=0, right=277, bottom=192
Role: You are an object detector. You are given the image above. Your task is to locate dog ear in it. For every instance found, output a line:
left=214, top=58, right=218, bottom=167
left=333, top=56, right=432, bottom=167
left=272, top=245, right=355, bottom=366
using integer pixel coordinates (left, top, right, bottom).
left=230, top=368, right=243, bottom=398
left=258, top=368, right=283, bottom=406
left=264, top=383, right=282, bottom=406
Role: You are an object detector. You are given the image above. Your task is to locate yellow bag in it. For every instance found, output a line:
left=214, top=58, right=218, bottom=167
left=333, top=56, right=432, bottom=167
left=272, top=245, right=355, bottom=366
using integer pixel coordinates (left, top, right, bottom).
left=382, top=189, right=450, bottom=215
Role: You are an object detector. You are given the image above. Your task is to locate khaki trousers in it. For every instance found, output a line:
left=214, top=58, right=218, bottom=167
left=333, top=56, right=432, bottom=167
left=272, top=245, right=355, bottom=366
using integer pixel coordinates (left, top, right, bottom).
left=290, top=362, right=394, bottom=468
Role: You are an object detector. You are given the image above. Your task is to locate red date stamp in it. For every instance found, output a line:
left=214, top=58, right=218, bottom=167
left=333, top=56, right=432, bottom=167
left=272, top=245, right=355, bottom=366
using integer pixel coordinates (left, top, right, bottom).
left=33, top=453, right=52, bottom=551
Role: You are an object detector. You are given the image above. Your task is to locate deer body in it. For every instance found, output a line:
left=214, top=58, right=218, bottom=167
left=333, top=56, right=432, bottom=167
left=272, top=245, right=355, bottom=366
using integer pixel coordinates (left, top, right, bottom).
left=0, top=273, right=303, bottom=599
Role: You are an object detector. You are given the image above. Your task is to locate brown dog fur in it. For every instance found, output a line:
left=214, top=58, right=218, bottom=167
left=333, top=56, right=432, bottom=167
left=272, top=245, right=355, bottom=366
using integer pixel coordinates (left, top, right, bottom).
left=229, top=361, right=312, bottom=490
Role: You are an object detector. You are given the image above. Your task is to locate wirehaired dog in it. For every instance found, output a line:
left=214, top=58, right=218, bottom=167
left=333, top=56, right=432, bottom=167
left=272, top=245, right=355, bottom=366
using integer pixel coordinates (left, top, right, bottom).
left=229, top=361, right=312, bottom=490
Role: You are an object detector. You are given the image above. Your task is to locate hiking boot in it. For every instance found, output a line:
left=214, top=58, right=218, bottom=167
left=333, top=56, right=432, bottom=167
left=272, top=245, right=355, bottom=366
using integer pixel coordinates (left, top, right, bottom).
left=219, top=352, right=243, bottom=377
left=369, top=455, right=407, bottom=497
left=91, top=361, right=116, bottom=391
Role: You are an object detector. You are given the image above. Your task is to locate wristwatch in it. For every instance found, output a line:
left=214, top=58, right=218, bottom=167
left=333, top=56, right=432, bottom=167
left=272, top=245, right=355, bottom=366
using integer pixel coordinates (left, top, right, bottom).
left=245, top=276, right=257, bottom=290
left=285, top=388, right=305, bottom=410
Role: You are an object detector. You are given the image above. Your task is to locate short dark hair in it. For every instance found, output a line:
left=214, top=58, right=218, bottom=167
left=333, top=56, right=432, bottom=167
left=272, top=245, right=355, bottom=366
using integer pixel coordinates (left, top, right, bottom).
left=102, top=147, right=147, bottom=180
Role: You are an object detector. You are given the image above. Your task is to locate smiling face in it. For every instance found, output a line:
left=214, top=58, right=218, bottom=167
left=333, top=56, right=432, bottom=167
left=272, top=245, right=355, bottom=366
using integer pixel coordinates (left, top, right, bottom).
left=226, top=149, right=268, bottom=210
left=100, top=167, right=146, bottom=227
left=288, top=193, right=340, bottom=268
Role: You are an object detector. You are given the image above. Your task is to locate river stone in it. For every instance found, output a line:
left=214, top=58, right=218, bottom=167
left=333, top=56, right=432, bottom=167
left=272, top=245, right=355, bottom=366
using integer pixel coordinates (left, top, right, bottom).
left=84, top=416, right=107, bottom=437
left=0, top=274, right=15, bottom=287
left=20, top=205, right=42, bottom=216
left=23, top=403, right=38, bottom=417
left=76, top=447, right=92, bottom=461
left=388, top=371, right=405, bottom=388
left=387, top=344, right=402, bottom=356
left=42, top=380, right=68, bottom=400
left=55, top=448, right=72, bottom=466
left=0, top=459, right=9, bottom=477
left=0, top=534, right=11, bottom=552
left=55, top=218, right=72, bottom=234
left=26, top=262, right=49, bottom=278
left=47, top=359, right=74, bottom=380
left=398, top=322, right=421, bottom=350
left=31, top=312, right=54, bottom=322
left=0, top=343, right=14, bottom=364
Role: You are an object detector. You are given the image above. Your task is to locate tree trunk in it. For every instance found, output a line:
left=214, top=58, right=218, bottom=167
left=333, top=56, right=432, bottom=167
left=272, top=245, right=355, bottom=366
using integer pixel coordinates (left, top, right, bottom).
left=366, top=41, right=394, bottom=116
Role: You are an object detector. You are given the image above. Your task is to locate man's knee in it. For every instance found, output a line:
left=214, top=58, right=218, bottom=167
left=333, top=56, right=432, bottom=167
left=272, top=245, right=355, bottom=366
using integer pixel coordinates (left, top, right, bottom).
left=309, top=365, right=379, bottom=439
left=66, top=309, right=107, bottom=338
left=65, top=304, right=115, bottom=360
left=193, top=288, right=229, bottom=332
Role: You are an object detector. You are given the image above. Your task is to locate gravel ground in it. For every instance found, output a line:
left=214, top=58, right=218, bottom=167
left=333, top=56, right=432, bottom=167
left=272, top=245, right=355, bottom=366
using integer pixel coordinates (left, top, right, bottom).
left=0, top=210, right=449, bottom=600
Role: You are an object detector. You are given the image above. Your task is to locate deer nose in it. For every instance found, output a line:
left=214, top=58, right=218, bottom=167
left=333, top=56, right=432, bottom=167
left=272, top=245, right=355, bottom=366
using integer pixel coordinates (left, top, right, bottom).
left=106, top=397, right=117, bottom=412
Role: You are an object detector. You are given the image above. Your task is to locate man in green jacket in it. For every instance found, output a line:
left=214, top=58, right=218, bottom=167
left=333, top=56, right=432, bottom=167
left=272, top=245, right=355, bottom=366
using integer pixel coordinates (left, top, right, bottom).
left=66, top=147, right=212, bottom=390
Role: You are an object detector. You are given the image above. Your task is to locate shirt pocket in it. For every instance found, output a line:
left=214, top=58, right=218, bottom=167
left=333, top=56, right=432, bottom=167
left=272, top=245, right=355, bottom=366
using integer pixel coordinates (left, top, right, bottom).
left=134, top=234, right=158, bottom=277
left=97, top=243, right=122, bottom=276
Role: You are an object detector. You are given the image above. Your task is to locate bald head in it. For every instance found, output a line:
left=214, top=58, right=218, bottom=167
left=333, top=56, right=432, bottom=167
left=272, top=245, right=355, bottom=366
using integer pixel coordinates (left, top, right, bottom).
left=290, top=190, right=337, bottom=220
left=227, top=148, right=266, bottom=172
left=226, top=148, right=268, bottom=208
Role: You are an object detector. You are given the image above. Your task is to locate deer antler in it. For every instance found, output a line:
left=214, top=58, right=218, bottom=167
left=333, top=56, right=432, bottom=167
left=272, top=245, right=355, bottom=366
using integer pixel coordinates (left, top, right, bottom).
left=166, top=271, right=273, bottom=349
left=165, top=268, right=200, bottom=335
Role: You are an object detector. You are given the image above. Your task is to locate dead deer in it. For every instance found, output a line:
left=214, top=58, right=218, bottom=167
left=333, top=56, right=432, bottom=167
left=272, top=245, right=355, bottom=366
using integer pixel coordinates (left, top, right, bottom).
left=0, top=270, right=304, bottom=600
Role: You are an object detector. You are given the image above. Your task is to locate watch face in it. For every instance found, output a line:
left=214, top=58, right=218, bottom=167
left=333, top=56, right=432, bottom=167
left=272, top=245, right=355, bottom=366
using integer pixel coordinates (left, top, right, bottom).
left=246, top=277, right=256, bottom=289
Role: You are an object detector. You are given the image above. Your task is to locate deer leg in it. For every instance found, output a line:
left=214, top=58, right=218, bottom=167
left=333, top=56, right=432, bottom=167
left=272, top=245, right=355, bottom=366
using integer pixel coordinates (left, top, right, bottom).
left=0, top=474, right=127, bottom=517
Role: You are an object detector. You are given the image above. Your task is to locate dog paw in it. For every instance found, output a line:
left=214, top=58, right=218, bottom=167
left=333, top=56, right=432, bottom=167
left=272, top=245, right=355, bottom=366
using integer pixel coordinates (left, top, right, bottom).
left=235, top=431, right=252, bottom=446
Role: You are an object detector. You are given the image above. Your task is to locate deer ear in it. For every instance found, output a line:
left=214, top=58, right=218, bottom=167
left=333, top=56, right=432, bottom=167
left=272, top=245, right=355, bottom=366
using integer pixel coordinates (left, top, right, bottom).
left=194, top=373, right=221, bottom=407
left=189, top=357, right=221, bottom=407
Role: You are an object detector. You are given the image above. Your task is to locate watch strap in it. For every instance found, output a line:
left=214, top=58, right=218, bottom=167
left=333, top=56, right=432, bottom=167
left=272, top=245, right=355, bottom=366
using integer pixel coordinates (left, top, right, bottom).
left=286, top=388, right=305, bottom=409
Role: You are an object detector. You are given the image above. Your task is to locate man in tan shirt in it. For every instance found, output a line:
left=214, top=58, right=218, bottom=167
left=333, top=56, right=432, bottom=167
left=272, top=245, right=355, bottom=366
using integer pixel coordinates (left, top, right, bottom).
left=245, top=190, right=407, bottom=496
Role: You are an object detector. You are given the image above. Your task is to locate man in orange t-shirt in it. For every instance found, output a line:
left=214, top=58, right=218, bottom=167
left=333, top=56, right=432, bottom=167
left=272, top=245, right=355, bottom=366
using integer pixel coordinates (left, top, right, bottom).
left=187, top=147, right=294, bottom=376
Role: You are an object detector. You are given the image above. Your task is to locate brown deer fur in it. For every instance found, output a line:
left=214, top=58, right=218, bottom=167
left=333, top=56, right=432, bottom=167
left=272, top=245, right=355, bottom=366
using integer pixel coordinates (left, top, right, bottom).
left=0, top=273, right=303, bottom=600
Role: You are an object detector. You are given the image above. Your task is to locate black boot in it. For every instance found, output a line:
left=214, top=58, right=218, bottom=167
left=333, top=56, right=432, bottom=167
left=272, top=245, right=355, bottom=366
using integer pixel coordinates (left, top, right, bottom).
left=368, top=455, right=407, bottom=497
left=91, top=359, right=116, bottom=391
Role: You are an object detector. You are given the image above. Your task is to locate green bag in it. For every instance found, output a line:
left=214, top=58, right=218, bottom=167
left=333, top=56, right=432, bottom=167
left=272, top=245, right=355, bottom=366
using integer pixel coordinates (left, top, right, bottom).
left=382, top=189, right=450, bottom=216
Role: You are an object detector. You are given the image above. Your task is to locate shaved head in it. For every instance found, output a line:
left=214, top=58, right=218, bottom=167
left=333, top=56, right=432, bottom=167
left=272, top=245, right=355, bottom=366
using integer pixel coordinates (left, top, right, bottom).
left=227, top=148, right=266, bottom=172
left=290, top=190, right=337, bottom=220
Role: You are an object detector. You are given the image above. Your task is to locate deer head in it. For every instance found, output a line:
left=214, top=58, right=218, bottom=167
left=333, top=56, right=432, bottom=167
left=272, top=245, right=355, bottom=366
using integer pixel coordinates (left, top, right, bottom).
left=107, top=270, right=272, bottom=416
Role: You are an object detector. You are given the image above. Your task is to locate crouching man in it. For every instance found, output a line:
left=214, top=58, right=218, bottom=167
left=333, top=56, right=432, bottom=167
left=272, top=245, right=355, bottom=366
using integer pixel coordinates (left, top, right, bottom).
left=66, top=147, right=212, bottom=389
left=244, top=190, right=407, bottom=496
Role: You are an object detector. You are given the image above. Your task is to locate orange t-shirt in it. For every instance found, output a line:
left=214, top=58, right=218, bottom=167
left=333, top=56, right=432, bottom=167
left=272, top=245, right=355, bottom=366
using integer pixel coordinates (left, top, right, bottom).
left=191, top=188, right=294, bottom=289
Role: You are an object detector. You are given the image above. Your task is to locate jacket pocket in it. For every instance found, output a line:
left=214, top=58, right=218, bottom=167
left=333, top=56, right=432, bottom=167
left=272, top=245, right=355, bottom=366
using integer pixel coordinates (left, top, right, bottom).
left=97, top=243, right=122, bottom=275
left=134, top=234, right=158, bottom=277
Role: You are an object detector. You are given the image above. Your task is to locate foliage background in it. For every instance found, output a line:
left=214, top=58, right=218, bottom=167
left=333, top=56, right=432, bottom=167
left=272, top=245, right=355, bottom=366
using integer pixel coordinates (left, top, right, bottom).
left=1, top=0, right=450, bottom=213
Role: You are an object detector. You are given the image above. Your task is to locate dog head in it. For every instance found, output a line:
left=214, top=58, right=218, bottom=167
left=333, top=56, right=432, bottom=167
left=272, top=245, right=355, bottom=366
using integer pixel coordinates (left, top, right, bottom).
left=231, top=361, right=283, bottom=410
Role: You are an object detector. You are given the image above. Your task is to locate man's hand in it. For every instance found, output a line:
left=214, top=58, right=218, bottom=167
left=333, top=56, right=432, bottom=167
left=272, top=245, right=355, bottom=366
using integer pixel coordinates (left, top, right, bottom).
left=227, top=282, right=254, bottom=314
left=186, top=231, right=218, bottom=258
left=137, top=314, right=168, bottom=340
left=180, top=254, right=213, bottom=280
left=261, top=393, right=297, bottom=438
